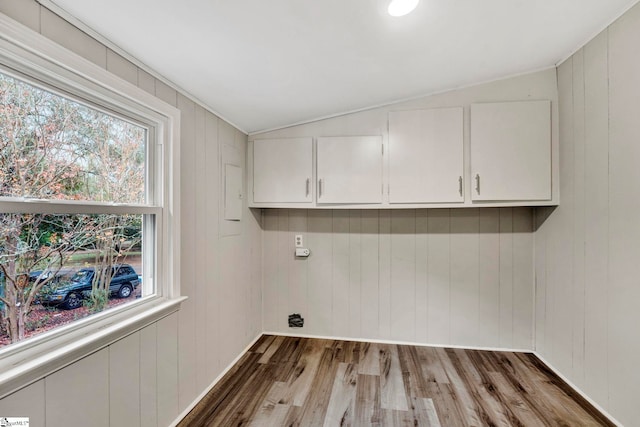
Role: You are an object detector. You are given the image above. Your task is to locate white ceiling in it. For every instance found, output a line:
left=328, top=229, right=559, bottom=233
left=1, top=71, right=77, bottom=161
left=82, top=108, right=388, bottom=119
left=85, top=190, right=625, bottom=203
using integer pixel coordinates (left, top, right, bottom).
left=50, top=0, right=639, bottom=134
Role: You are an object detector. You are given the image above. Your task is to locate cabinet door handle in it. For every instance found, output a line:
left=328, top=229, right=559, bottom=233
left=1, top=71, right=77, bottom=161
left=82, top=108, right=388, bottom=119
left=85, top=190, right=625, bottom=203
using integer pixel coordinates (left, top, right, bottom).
left=318, top=178, right=323, bottom=198
left=305, top=178, right=310, bottom=197
left=475, top=174, right=480, bottom=195
left=458, top=176, right=463, bottom=197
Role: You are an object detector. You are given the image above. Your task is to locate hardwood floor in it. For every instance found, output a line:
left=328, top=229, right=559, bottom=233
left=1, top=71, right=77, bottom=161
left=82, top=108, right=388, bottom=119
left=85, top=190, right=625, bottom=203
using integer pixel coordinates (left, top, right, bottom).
left=178, top=335, right=613, bottom=426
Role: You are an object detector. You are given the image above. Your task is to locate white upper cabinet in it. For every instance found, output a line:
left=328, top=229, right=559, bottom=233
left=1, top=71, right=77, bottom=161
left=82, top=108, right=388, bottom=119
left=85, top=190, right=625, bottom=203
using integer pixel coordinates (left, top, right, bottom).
left=471, top=100, right=551, bottom=202
left=248, top=98, right=556, bottom=209
left=389, top=108, right=464, bottom=203
left=316, top=136, right=383, bottom=204
left=252, top=138, right=313, bottom=203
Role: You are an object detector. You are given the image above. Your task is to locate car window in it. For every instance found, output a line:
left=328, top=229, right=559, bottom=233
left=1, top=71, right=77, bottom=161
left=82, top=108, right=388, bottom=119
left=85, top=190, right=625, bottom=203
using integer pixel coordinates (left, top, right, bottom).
left=113, top=266, right=130, bottom=277
left=71, top=270, right=92, bottom=282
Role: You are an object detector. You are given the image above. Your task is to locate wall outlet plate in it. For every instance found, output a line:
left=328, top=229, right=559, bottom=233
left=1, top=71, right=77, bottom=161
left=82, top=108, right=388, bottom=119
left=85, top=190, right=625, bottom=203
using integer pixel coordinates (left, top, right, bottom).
left=295, top=234, right=303, bottom=247
left=295, top=248, right=310, bottom=257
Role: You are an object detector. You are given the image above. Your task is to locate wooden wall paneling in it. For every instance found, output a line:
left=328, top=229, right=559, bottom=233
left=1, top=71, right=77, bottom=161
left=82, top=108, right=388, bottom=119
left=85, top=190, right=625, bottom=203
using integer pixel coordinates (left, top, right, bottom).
left=106, top=49, right=137, bottom=86
left=498, top=208, right=514, bottom=349
left=552, top=58, right=575, bottom=376
left=260, top=207, right=534, bottom=351
left=46, top=350, right=109, bottom=427
left=360, top=210, right=380, bottom=339
left=332, top=210, right=350, bottom=337
left=415, top=210, right=429, bottom=343
left=205, top=112, right=221, bottom=380
left=241, top=130, right=254, bottom=344
left=571, top=48, right=586, bottom=387
left=478, top=208, right=500, bottom=347
left=512, top=208, right=533, bottom=350
left=0, top=0, right=41, bottom=32
left=307, top=210, right=333, bottom=336
left=238, top=129, right=258, bottom=344
left=378, top=210, right=392, bottom=340
left=218, top=121, right=242, bottom=237
left=137, top=69, right=155, bottom=95
left=608, top=6, right=640, bottom=423
left=533, top=208, right=547, bottom=355
left=216, top=124, right=242, bottom=364
left=154, top=80, right=178, bottom=107
left=0, top=380, right=45, bottom=425
left=288, top=210, right=308, bottom=331
left=450, top=209, right=480, bottom=346
left=177, top=93, right=198, bottom=410
left=582, top=30, right=609, bottom=407
left=220, top=232, right=245, bottom=357
left=541, top=64, right=570, bottom=360
left=157, top=312, right=179, bottom=423
left=263, top=209, right=280, bottom=332
left=194, top=104, right=209, bottom=393
left=277, top=209, right=290, bottom=331
left=249, top=207, right=263, bottom=341
left=40, top=7, right=107, bottom=68
left=390, top=209, right=417, bottom=342
left=140, top=323, right=158, bottom=427
left=110, top=332, right=141, bottom=426
left=427, top=209, right=450, bottom=345
left=533, top=208, right=548, bottom=355
left=349, top=210, right=362, bottom=337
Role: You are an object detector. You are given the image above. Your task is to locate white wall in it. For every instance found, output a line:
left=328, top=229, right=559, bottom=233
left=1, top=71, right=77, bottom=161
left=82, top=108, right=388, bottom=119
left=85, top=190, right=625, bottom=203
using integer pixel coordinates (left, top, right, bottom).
left=262, top=208, right=534, bottom=349
left=0, top=2, right=262, bottom=426
left=254, top=70, right=559, bottom=349
left=534, top=3, right=640, bottom=426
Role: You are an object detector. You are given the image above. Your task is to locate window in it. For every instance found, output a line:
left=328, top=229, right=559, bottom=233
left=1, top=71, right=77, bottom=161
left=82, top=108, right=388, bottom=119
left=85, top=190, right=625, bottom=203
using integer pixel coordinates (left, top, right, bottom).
left=0, top=14, right=180, bottom=392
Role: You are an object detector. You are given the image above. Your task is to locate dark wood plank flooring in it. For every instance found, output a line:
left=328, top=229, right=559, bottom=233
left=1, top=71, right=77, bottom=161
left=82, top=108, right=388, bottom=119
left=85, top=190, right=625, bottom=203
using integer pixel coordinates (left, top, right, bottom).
left=179, top=335, right=613, bottom=426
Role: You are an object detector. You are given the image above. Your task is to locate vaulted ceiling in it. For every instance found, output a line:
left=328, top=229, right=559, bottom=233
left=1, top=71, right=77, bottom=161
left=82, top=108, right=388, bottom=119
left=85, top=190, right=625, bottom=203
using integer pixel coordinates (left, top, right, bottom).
left=50, top=0, right=639, bottom=133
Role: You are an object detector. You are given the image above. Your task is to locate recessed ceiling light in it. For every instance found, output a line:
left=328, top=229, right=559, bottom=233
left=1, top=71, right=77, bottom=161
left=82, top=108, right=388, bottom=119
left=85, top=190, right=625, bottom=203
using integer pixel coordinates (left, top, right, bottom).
left=388, top=0, right=419, bottom=17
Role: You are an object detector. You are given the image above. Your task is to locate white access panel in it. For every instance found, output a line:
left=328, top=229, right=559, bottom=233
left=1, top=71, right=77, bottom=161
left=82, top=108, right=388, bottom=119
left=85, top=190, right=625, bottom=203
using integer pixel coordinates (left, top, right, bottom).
left=316, top=136, right=383, bottom=204
left=224, top=164, right=243, bottom=220
left=389, top=108, right=464, bottom=203
left=471, top=100, right=551, bottom=201
left=253, top=138, right=313, bottom=203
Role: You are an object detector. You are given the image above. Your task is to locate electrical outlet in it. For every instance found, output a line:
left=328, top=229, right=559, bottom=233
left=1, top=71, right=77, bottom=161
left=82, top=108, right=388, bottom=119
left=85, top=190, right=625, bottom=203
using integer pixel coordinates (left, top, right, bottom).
left=295, top=234, right=303, bottom=247
left=295, top=248, right=310, bottom=257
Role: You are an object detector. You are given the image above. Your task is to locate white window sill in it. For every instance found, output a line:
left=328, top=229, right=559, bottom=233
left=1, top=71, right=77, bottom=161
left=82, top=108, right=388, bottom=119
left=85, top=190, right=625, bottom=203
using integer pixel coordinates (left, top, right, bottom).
left=0, top=295, right=187, bottom=399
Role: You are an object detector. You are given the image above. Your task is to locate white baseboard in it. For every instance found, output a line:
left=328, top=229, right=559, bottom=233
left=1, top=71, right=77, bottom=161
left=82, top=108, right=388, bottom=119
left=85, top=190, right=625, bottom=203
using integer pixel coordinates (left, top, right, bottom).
left=532, top=352, right=622, bottom=427
left=169, top=332, right=263, bottom=427
left=263, top=330, right=533, bottom=354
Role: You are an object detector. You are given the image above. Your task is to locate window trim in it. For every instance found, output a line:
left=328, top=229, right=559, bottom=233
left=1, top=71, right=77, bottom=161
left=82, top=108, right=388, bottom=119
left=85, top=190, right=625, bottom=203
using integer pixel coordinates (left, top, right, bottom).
left=0, top=13, right=182, bottom=398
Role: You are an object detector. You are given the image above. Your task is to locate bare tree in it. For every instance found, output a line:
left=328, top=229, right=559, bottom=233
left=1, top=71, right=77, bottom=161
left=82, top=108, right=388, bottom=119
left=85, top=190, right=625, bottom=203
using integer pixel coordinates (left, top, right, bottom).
left=0, top=215, right=90, bottom=342
left=83, top=214, right=141, bottom=313
left=0, top=71, right=145, bottom=342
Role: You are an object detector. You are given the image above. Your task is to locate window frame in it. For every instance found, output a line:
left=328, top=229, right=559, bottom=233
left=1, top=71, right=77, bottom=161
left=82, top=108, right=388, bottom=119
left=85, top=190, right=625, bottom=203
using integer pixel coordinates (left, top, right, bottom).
left=0, top=13, right=182, bottom=398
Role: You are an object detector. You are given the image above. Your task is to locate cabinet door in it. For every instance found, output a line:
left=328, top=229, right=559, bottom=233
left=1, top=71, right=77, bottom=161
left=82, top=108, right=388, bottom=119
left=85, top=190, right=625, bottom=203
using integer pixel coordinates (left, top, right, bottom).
left=317, top=136, right=383, bottom=204
left=388, top=108, right=463, bottom=203
left=471, top=100, right=551, bottom=201
left=253, top=138, right=312, bottom=203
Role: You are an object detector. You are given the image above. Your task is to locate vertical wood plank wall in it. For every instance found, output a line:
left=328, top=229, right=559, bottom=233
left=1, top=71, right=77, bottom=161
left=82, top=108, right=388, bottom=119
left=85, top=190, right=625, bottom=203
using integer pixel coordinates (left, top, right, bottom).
left=262, top=208, right=534, bottom=350
left=0, top=2, right=263, bottom=426
left=534, top=3, right=640, bottom=425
